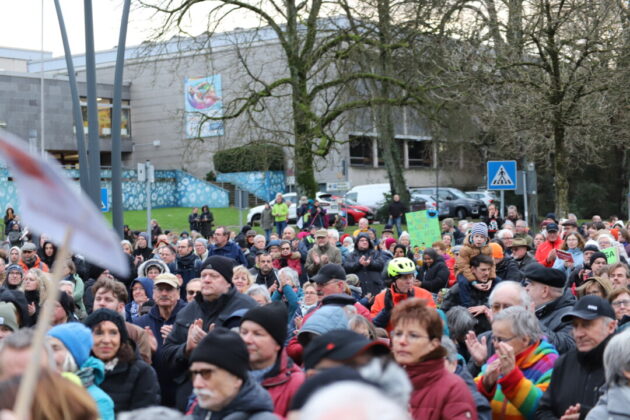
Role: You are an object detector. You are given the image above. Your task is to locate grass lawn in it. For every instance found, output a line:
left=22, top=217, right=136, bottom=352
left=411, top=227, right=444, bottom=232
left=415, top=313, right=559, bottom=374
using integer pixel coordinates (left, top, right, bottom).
left=103, top=207, right=404, bottom=236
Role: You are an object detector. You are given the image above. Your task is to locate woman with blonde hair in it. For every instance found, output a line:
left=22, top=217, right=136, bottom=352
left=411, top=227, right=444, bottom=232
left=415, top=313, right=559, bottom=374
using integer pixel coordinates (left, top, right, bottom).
left=233, top=265, right=255, bottom=294
left=22, top=267, right=51, bottom=324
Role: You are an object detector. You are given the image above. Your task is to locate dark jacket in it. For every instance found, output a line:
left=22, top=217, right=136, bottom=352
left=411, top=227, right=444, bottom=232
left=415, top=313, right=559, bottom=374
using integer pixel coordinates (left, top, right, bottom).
left=207, top=241, right=248, bottom=267
left=174, top=252, right=202, bottom=300
left=536, top=335, right=612, bottom=420
left=418, top=250, right=450, bottom=293
left=343, top=233, right=386, bottom=297
left=191, top=377, right=277, bottom=420
left=455, top=363, right=492, bottom=420
left=134, top=300, right=187, bottom=408
left=405, top=355, right=477, bottom=420
left=99, top=358, right=160, bottom=413
left=160, top=287, right=257, bottom=411
left=515, top=253, right=536, bottom=272
left=535, top=289, right=576, bottom=354
left=495, top=257, right=523, bottom=282
left=388, top=200, right=407, bottom=219
left=441, top=281, right=494, bottom=334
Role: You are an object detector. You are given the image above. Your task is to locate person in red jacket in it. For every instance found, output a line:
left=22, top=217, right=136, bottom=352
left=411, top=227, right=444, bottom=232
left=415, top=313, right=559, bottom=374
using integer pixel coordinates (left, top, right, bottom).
left=371, top=257, right=435, bottom=332
left=535, top=223, right=564, bottom=267
left=391, top=298, right=478, bottom=420
left=239, top=302, right=305, bottom=417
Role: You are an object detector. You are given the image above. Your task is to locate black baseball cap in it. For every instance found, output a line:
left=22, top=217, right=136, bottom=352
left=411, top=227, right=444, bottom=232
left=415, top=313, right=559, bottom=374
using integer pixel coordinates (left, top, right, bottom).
left=311, top=264, right=346, bottom=284
left=546, top=223, right=559, bottom=232
left=303, top=329, right=390, bottom=370
left=561, top=295, right=616, bottom=322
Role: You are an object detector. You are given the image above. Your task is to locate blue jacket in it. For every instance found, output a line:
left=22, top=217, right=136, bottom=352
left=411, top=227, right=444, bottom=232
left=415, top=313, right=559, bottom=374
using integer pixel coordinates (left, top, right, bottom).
left=552, top=248, right=584, bottom=277
left=125, top=277, right=154, bottom=322
left=80, top=357, right=115, bottom=420
left=134, top=300, right=187, bottom=353
left=207, top=241, right=248, bottom=266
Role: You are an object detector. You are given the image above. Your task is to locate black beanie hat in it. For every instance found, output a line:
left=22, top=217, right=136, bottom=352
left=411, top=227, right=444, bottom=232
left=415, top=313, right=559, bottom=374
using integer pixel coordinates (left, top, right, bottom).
left=240, top=302, right=288, bottom=346
left=589, top=252, right=608, bottom=265
left=200, top=256, right=235, bottom=284
left=84, top=308, right=129, bottom=344
left=190, top=327, right=249, bottom=381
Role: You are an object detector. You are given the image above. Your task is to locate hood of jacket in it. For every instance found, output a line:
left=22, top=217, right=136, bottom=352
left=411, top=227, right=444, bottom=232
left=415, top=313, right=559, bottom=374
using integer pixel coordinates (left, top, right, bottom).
left=137, top=259, right=170, bottom=278
left=79, top=356, right=107, bottom=386
left=130, top=277, right=154, bottom=298
left=0, top=288, right=29, bottom=328
left=355, top=232, right=374, bottom=249
left=299, top=306, right=349, bottom=337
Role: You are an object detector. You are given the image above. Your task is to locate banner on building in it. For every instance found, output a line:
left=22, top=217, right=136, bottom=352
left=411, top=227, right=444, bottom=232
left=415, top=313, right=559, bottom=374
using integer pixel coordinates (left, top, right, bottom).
left=185, top=75, right=224, bottom=138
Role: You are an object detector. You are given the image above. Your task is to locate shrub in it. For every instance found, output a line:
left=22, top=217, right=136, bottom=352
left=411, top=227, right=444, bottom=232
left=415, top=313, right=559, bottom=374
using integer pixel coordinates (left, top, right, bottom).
left=213, top=143, right=284, bottom=173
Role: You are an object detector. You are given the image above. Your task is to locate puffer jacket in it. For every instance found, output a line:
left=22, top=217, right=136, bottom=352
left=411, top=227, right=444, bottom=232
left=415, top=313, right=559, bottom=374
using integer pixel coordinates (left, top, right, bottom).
left=99, top=358, right=160, bottom=413
left=418, top=249, right=450, bottom=293
left=261, top=351, right=305, bottom=417
left=343, top=233, right=386, bottom=297
left=191, top=377, right=278, bottom=420
left=455, top=235, right=496, bottom=282
left=405, top=352, right=477, bottom=420
left=535, top=289, right=576, bottom=354
left=475, top=340, right=558, bottom=420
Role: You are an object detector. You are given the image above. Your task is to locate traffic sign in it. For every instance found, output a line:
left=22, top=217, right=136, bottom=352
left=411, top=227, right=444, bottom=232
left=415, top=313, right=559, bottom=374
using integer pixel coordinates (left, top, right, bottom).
left=101, top=188, right=109, bottom=212
left=487, top=161, right=517, bottom=191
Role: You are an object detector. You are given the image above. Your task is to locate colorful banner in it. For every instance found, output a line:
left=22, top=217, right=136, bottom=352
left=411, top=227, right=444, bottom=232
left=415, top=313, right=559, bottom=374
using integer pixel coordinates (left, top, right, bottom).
left=405, top=210, right=441, bottom=252
left=185, top=75, right=224, bottom=138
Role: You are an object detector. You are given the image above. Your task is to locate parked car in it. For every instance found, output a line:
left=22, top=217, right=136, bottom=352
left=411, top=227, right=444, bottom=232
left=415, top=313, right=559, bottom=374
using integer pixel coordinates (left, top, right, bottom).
left=465, top=190, right=498, bottom=207
left=344, top=183, right=391, bottom=209
left=410, top=187, right=487, bottom=219
left=331, top=196, right=374, bottom=225
left=247, top=192, right=337, bottom=225
left=409, top=192, right=437, bottom=212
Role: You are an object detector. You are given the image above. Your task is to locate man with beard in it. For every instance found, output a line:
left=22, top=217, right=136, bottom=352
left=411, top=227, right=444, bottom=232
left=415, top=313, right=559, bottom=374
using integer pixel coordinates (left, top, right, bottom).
left=305, top=229, right=342, bottom=277
left=134, top=273, right=187, bottom=407
left=249, top=253, right=280, bottom=289
left=18, top=242, right=49, bottom=273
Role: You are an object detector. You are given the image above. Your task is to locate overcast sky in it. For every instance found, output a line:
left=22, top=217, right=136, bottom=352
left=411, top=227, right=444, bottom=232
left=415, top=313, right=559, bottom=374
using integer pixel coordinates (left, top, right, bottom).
left=0, top=0, right=173, bottom=57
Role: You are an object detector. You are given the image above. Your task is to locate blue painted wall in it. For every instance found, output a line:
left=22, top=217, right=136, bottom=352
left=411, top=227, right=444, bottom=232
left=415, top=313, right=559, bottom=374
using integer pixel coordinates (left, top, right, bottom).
left=0, top=168, right=229, bottom=212
left=216, top=171, right=285, bottom=201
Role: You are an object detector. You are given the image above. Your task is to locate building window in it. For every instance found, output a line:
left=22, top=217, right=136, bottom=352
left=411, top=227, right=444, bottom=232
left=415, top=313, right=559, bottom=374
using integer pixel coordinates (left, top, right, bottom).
left=80, top=97, right=131, bottom=138
left=349, top=135, right=374, bottom=166
left=408, top=140, right=432, bottom=167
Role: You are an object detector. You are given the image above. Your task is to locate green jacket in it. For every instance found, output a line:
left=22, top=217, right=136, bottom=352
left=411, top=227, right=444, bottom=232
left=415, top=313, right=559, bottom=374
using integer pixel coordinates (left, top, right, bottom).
left=272, top=202, right=289, bottom=222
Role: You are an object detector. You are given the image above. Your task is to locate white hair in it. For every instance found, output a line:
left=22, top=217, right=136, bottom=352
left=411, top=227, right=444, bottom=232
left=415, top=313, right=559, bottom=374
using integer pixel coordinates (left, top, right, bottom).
left=493, top=306, right=542, bottom=342
left=603, top=328, right=630, bottom=387
left=497, top=229, right=514, bottom=239
left=327, top=229, right=339, bottom=240
left=300, top=381, right=411, bottom=420
left=246, top=284, right=271, bottom=303
left=278, top=267, right=300, bottom=287
left=489, top=281, right=531, bottom=309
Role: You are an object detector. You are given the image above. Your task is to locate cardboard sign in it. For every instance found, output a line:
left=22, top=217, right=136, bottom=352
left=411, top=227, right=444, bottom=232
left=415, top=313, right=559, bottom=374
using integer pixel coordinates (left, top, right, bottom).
left=406, top=210, right=441, bottom=250
left=601, top=246, right=619, bottom=264
left=556, top=250, right=574, bottom=263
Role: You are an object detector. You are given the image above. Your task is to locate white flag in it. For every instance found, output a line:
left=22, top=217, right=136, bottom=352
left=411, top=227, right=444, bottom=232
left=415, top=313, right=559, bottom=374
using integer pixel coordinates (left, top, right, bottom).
left=0, top=129, right=129, bottom=277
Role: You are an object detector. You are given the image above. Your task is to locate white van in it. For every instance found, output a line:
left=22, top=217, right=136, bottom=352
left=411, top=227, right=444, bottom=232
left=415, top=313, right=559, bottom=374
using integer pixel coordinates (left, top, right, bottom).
left=344, top=183, right=391, bottom=209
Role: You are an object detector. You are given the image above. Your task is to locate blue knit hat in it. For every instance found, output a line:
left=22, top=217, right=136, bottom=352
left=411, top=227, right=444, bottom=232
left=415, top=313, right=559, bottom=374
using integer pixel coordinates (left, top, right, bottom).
left=48, top=322, right=94, bottom=367
left=470, top=222, right=488, bottom=239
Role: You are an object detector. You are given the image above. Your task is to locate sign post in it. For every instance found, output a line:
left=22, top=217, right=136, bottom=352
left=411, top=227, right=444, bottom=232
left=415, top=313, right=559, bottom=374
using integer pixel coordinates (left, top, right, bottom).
left=487, top=160, right=517, bottom=218
left=100, top=187, right=109, bottom=212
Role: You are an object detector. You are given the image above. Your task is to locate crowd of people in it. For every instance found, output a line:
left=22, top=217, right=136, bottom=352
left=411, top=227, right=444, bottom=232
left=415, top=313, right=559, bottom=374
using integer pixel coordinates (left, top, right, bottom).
left=1, top=200, right=630, bottom=420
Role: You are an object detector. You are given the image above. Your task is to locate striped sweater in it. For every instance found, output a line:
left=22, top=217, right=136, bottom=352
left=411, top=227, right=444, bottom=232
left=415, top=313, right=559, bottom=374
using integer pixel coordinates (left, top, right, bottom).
left=475, top=339, right=558, bottom=420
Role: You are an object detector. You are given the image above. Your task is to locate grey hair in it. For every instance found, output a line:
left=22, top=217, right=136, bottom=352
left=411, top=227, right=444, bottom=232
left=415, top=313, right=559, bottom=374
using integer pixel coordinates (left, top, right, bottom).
left=0, top=328, right=56, bottom=376
left=493, top=306, right=542, bottom=342
left=497, top=229, right=514, bottom=239
left=603, top=328, right=630, bottom=387
left=301, top=381, right=412, bottom=420
left=253, top=234, right=265, bottom=242
left=489, top=281, right=532, bottom=309
left=278, top=267, right=300, bottom=287
left=118, top=407, right=186, bottom=420
left=516, top=219, right=528, bottom=228
left=446, top=306, right=477, bottom=341
left=327, top=229, right=339, bottom=240
left=245, top=284, right=271, bottom=303
left=441, top=336, right=459, bottom=363
left=194, top=237, right=208, bottom=246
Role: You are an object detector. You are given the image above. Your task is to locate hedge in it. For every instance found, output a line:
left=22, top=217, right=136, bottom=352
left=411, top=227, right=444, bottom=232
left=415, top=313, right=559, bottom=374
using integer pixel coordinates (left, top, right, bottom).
left=213, top=143, right=284, bottom=173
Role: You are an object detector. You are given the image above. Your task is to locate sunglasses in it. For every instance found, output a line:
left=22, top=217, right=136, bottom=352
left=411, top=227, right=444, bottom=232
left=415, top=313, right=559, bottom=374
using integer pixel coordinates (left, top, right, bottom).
left=190, top=368, right=214, bottom=380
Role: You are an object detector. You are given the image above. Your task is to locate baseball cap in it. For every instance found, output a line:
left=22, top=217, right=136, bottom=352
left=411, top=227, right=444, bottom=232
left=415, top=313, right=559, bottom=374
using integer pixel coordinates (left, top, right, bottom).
left=21, top=242, right=37, bottom=252
left=154, top=273, right=180, bottom=289
left=508, top=238, right=531, bottom=249
left=303, top=329, right=390, bottom=370
left=545, top=223, right=559, bottom=232
left=561, top=295, right=615, bottom=322
left=311, top=264, right=346, bottom=284
left=315, top=229, right=328, bottom=238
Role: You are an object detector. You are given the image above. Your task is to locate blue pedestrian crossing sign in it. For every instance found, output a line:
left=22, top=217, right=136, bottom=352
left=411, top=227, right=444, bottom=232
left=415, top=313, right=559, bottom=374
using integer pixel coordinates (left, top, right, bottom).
left=487, top=161, right=517, bottom=190
left=101, top=188, right=109, bottom=212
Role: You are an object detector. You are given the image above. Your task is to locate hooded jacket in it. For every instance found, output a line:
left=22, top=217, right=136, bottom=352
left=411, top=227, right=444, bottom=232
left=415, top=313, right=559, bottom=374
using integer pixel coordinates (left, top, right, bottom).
left=343, top=233, right=386, bottom=297
left=475, top=339, right=558, bottom=420
left=191, top=377, right=278, bottom=420
left=405, top=351, right=478, bottom=420
left=125, top=277, right=154, bottom=322
left=175, top=251, right=202, bottom=296
left=418, top=249, right=450, bottom=293
left=78, top=357, right=115, bottom=420
left=536, top=334, right=613, bottom=420
left=0, top=288, right=30, bottom=328
left=535, top=289, right=576, bottom=354
left=261, top=351, right=305, bottom=417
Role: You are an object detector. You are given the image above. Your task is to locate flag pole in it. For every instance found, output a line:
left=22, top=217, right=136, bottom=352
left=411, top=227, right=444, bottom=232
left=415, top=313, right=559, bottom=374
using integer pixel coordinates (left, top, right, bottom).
left=13, top=227, right=74, bottom=418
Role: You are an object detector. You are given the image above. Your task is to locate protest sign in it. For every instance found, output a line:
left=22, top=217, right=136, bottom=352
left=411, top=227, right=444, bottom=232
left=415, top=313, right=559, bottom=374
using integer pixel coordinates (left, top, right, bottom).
left=406, top=210, right=441, bottom=251
left=601, top=246, right=619, bottom=264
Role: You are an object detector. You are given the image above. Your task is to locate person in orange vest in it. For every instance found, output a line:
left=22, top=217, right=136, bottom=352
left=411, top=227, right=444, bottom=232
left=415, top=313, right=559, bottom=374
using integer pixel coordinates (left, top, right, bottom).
left=371, top=257, right=435, bottom=332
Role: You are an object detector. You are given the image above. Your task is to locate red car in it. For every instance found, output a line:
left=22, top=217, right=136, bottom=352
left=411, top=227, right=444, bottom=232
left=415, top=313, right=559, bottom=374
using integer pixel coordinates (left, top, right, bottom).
left=331, top=196, right=375, bottom=225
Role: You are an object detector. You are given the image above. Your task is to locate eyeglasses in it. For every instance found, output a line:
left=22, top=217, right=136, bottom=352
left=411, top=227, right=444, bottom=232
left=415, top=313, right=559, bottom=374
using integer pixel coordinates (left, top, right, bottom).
left=612, top=299, right=630, bottom=308
left=391, top=330, right=430, bottom=342
left=492, top=335, right=517, bottom=343
left=187, top=290, right=198, bottom=296
left=190, top=368, right=214, bottom=380
left=491, top=303, right=512, bottom=312
left=281, top=247, right=291, bottom=250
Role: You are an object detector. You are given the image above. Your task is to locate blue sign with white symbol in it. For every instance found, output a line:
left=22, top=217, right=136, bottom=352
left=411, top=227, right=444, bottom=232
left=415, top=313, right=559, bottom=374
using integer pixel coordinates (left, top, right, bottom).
left=101, top=188, right=109, bottom=212
left=487, top=161, right=517, bottom=191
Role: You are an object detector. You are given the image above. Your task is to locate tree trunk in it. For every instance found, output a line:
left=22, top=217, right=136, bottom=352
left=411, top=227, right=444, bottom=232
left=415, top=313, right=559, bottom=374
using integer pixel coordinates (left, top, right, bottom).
left=553, top=124, right=569, bottom=218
